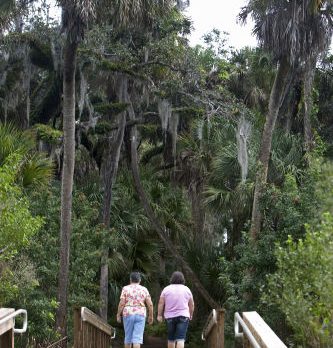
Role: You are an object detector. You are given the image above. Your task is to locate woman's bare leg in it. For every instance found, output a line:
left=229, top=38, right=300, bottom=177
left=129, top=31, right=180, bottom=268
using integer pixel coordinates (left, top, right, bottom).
left=124, top=344, right=132, bottom=348
left=175, top=341, right=185, bottom=348
left=132, top=344, right=140, bottom=348
left=168, top=341, right=176, bottom=348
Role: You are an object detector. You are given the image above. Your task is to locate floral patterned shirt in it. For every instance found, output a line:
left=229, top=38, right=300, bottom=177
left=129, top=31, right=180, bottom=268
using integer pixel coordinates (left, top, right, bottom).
left=120, top=284, right=151, bottom=317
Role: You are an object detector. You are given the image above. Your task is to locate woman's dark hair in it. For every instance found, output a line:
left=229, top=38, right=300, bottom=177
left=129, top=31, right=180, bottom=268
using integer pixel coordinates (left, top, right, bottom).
left=130, top=272, right=141, bottom=283
left=170, top=271, right=185, bottom=285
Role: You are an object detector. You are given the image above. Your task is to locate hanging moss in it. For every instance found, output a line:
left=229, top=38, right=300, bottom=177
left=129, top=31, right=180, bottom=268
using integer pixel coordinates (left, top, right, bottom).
left=94, top=102, right=128, bottom=116
left=4, top=60, right=22, bottom=91
left=29, top=40, right=53, bottom=71
left=34, top=124, right=62, bottom=144
left=31, top=74, right=62, bottom=124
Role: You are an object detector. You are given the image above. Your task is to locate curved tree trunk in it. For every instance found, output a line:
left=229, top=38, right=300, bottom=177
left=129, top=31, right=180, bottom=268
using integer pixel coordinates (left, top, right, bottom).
left=99, top=78, right=127, bottom=320
left=250, top=58, right=291, bottom=240
left=130, top=122, right=219, bottom=309
left=56, top=37, right=78, bottom=337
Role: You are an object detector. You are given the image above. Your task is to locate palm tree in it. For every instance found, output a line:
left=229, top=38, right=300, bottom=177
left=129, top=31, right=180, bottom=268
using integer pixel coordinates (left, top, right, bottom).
left=55, top=0, right=94, bottom=337
left=240, top=0, right=333, bottom=240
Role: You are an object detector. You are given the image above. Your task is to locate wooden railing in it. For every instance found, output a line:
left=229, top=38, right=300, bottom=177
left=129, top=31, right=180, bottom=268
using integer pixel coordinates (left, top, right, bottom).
left=201, top=309, right=225, bottom=348
left=0, top=308, right=28, bottom=348
left=73, top=307, right=115, bottom=348
left=235, top=311, right=287, bottom=348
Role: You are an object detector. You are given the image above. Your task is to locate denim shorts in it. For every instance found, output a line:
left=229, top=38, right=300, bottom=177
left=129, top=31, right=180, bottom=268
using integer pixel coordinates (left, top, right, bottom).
left=166, top=316, right=189, bottom=342
left=123, top=314, right=146, bottom=344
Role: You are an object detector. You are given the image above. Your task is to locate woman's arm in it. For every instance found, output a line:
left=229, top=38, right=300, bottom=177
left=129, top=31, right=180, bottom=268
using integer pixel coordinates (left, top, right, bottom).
left=157, top=296, right=165, bottom=322
left=188, top=297, right=194, bottom=320
left=116, top=298, right=126, bottom=323
left=145, top=296, right=154, bottom=324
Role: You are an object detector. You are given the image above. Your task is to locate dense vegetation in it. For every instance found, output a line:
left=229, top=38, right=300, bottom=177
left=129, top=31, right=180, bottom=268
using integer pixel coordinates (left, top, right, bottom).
left=1, top=0, right=333, bottom=347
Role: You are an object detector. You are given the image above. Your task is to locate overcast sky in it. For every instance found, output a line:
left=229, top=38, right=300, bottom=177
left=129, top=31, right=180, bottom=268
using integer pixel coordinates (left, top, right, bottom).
left=47, top=0, right=257, bottom=49
left=186, top=0, right=257, bottom=49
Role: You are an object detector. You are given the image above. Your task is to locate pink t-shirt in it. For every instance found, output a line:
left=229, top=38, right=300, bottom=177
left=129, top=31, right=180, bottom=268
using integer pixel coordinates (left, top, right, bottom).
left=160, top=284, right=193, bottom=319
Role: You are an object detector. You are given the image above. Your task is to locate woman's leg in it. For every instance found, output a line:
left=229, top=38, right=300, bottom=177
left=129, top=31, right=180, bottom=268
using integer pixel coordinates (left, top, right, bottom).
left=168, top=341, right=176, bottom=348
left=131, top=315, right=145, bottom=347
left=174, top=317, right=189, bottom=348
left=123, top=315, right=135, bottom=348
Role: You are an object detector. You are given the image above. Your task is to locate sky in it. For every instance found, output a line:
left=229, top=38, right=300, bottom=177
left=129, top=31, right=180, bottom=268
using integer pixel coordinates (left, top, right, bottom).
left=185, top=0, right=257, bottom=49
left=46, top=0, right=257, bottom=50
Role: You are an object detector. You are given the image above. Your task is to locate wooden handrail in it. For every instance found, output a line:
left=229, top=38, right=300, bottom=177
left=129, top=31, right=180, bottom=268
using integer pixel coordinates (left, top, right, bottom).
left=201, top=308, right=225, bottom=348
left=74, top=307, right=115, bottom=348
left=80, top=307, right=113, bottom=336
left=235, top=311, right=287, bottom=348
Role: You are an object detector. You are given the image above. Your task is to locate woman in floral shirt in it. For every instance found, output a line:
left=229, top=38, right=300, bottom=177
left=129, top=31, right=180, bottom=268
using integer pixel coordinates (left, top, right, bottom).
left=117, top=272, right=153, bottom=348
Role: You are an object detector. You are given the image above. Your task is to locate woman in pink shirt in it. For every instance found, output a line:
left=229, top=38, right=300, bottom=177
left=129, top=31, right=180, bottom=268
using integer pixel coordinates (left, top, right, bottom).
left=157, top=271, right=194, bottom=348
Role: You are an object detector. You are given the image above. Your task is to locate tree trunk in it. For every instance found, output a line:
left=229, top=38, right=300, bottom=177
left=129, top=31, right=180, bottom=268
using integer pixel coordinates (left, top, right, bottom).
left=56, top=37, right=78, bottom=337
left=130, top=123, right=219, bottom=309
left=303, top=58, right=316, bottom=152
left=189, top=181, right=205, bottom=245
left=99, top=77, right=127, bottom=320
left=250, top=58, right=291, bottom=240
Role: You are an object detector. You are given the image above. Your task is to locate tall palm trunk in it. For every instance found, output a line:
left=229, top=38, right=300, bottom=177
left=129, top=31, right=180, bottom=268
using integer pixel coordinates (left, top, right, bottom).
left=130, top=123, right=219, bottom=309
left=304, top=58, right=316, bottom=152
left=56, top=37, right=78, bottom=337
left=99, top=77, right=127, bottom=320
left=189, top=181, right=205, bottom=245
left=250, top=58, right=291, bottom=240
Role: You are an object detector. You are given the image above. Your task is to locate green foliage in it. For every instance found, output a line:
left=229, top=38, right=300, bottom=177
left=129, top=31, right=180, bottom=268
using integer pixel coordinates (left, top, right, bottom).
left=0, top=123, right=54, bottom=189
left=33, top=123, right=62, bottom=144
left=264, top=214, right=333, bottom=347
left=0, top=154, right=43, bottom=305
left=94, top=102, right=128, bottom=117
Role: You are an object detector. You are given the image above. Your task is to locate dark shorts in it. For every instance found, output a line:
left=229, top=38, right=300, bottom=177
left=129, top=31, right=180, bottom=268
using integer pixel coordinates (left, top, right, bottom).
left=166, top=316, right=189, bottom=342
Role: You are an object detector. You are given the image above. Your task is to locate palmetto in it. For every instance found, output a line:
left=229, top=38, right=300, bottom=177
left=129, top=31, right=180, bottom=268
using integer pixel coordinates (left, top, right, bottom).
left=0, top=122, right=53, bottom=189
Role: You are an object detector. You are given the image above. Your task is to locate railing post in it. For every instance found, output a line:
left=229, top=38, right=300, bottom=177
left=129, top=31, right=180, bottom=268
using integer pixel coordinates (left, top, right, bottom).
left=216, top=309, right=224, bottom=348
left=0, top=329, right=14, bottom=348
left=202, top=309, right=225, bottom=348
left=73, top=307, right=82, bottom=348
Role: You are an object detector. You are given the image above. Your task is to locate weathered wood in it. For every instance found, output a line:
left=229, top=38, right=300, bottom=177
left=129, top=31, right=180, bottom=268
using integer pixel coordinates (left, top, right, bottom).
left=81, top=307, right=112, bottom=336
left=216, top=310, right=224, bottom=348
left=0, top=329, right=14, bottom=348
left=0, top=309, right=14, bottom=336
left=203, top=309, right=225, bottom=348
left=243, top=335, right=251, bottom=348
left=0, top=308, right=14, bottom=348
left=73, top=307, right=114, bottom=348
left=243, top=312, right=287, bottom=348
